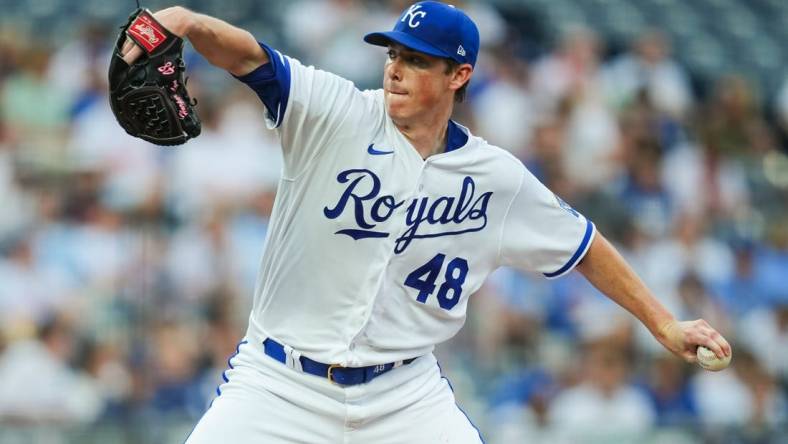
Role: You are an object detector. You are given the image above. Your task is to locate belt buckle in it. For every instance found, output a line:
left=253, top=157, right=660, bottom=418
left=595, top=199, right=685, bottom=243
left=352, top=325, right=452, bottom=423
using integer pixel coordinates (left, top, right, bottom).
left=327, top=364, right=341, bottom=384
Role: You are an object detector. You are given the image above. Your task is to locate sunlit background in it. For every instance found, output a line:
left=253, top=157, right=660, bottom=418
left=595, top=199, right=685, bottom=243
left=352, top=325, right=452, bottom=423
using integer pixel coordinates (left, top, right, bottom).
left=0, top=0, right=786, bottom=442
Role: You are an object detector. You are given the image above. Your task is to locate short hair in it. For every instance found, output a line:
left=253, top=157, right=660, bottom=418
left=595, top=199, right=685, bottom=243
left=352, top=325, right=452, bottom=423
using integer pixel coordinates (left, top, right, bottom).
left=444, top=59, right=469, bottom=103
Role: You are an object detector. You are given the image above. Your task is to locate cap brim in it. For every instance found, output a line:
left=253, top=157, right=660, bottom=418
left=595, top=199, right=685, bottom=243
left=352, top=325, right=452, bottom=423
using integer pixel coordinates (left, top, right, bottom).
left=364, top=31, right=450, bottom=60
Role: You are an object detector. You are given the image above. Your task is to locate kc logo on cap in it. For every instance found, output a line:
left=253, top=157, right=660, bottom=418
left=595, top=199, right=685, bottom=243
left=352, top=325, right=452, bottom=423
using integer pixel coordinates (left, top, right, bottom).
left=401, top=4, right=428, bottom=28
left=364, top=1, right=480, bottom=67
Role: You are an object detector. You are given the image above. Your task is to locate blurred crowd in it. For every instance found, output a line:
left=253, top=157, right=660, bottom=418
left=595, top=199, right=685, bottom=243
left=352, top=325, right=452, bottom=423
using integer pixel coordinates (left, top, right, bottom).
left=0, top=1, right=787, bottom=443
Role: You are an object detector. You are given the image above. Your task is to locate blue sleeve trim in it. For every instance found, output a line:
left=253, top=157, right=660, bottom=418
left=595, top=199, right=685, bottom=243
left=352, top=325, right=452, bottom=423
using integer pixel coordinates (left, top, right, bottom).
left=543, top=219, right=595, bottom=278
left=232, top=42, right=291, bottom=127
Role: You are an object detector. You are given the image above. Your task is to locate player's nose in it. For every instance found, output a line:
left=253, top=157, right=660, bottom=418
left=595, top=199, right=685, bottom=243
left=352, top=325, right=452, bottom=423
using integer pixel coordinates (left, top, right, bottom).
left=385, top=59, right=402, bottom=82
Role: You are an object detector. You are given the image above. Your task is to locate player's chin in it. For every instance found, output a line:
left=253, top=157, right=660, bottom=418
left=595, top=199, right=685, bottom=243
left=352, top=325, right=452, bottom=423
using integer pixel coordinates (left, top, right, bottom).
left=385, top=94, right=412, bottom=119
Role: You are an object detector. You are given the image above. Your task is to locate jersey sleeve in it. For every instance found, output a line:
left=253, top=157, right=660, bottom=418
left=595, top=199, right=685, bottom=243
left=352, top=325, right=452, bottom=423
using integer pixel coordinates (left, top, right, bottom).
left=233, top=43, right=291, bottom=129
left=233, top=42, right=377, bottom=178
left=498, top=167, right=596, bottom=278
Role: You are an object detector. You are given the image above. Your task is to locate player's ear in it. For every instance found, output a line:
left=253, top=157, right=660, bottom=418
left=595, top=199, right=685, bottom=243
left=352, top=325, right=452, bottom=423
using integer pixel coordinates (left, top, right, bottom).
left=448, top=64, right=473, bottom=92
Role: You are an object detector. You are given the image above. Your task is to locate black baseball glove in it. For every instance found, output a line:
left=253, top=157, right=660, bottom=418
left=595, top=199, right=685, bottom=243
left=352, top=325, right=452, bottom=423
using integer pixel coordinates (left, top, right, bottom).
left=109, top=8, right=201, bottom=146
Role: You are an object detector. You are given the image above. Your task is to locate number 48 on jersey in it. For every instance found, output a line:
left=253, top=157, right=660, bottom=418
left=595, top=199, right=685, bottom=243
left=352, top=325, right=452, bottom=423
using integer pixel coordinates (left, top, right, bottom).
left=404, top=253, right=469, bottom=310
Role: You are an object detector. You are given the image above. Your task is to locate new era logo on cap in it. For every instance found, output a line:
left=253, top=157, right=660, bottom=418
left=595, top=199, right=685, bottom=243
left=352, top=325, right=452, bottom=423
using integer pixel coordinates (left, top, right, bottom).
left=364, top=1, right=480, bottom=67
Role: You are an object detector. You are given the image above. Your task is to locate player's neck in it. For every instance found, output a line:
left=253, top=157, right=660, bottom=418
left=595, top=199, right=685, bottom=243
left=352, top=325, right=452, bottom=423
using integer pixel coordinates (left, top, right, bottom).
left=394, top=107, right=453, bottom=160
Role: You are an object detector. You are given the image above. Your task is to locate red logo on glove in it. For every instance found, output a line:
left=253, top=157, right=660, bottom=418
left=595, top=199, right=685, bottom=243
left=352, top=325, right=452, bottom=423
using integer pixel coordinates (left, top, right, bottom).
left=128, top=12, right=167, bottom=53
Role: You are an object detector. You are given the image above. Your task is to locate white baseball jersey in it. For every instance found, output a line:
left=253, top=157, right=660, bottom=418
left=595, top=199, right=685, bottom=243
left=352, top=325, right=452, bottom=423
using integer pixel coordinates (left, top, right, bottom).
left=236, top=44, right=595, bottom=367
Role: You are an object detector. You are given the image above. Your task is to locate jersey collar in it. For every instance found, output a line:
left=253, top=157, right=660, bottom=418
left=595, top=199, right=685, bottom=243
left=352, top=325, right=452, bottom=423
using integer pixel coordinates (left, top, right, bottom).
left=445, top=119, right=469, bottom=153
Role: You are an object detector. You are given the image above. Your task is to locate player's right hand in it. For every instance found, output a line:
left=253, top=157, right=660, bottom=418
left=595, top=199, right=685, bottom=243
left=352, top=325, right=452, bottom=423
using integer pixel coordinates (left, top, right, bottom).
left=121, top=6, right=192, bottom=64
left=657, top=318, right=732, bottom=364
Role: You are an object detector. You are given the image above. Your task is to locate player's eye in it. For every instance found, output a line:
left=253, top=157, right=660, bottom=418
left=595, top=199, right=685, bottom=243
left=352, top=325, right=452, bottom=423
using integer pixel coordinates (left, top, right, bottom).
left=387, top=49, right=397, bottom=60
left=409, top=56, right=427, bottom=67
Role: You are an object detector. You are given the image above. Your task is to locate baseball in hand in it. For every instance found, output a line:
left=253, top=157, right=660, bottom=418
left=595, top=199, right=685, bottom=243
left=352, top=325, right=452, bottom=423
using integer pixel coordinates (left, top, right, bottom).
left=696, top=346, right=731, bottom=371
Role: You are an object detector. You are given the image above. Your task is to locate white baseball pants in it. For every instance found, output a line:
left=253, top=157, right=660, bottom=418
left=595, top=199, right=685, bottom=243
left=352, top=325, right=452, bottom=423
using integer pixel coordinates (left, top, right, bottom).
left=183, top=340, right=484, bottom=444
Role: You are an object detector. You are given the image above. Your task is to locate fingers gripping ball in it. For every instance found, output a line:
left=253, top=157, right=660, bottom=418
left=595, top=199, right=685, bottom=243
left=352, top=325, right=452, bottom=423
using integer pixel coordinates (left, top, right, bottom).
left=696, top=346, right=731, bottom=371
left=109, top=8, right=201, bottom=146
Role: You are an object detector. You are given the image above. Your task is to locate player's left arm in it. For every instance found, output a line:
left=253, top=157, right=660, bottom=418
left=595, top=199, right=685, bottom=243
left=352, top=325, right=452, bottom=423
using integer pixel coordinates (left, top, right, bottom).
left=575, top=233, right=732, bottom=364
left=121, top=6, right=268, bottom=76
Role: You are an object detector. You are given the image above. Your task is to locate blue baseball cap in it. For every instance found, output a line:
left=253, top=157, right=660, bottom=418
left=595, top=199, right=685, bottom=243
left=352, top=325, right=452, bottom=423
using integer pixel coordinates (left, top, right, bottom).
left=364, top=1, right=480, bottom=67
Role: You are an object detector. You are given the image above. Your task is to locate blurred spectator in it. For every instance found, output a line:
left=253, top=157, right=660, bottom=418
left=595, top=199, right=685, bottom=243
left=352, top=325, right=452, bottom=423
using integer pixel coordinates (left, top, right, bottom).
left=701, top=76, right=775, bottom=160
left=165, top=211, right=236, bottom=303
left=661, top=138, right=750, bottom=220
left=66, top=88, right=161, bottom=212
left=216, top=87, right=284, bottom=188
left=488, top=369, right=558, bottom=444
left=282, top=0, right=387, bottom=87
left=643, top=353, right=698, bottom=427
left=530, top=26, right=602, bottom=115
left=0, top=122, right=37, bottom=240
left=692, top=347, right=787, bottom=436
left=0, top=314, right=102, bottom=424
left=226, top=190, right=276, bottom=302
left=614, top=135, right=673, bottom=239
left=547, top=341, right=656, bottom=442
left=194, top=292, right=247, bottom=412
left=46, top=22, right=112, bottom=107
left=30, top=180, right=144, bottom=326
left=713, top=241, right=775, bottom=317
left=559, top=272, right=633, bottom=346
left=81, top=339, right=134, bottom=420
left=145, top=320, right=203, bottom=419
left=0, top=233, right=75, bottom=338
left=603, top=30, right=693, bottom=119
left=0, top=32, right=21, bottom=83
left=0, top=45, right=70, bottom=168
left=674, top=273, right=730, bottom=338
left=452, top=1, right=508, bottom=51
left=480, top=268, right=551, bottom=367
left=531, top=26, right=623, bottom=192
left=525, top=118, right=573, bottom=198
left=736, top=301, right=788, bottom=382
left=471, top=48, right=535, bottom=157
left=641, top=213, right=734, bottom=303
left=168, top=93, right=280, bottom=219
left=659, top=76, right=772, bottom=220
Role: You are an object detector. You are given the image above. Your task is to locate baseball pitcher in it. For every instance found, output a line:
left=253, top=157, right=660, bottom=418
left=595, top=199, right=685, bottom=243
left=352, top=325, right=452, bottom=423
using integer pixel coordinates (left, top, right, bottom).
left=114, top=2, right=731, bottom=443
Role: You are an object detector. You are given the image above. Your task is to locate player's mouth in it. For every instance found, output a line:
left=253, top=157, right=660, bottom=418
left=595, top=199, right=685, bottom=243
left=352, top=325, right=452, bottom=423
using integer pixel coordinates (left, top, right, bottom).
left=386, top=89, right=408, bottom=95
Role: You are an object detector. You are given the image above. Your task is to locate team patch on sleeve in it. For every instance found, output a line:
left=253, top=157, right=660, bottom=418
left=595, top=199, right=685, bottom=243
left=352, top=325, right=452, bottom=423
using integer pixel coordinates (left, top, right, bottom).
left=554, top=194, right=580, bottom=218
left=498, top=167, right=596, bottom=276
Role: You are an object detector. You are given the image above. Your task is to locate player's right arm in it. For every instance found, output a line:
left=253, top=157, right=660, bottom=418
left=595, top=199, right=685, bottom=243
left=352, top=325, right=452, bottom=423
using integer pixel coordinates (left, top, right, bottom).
left=575, top=233, right=732, bottom=364
left=498, top=164, right=731, bottom=366
left=121, top=6, right=268, bottom=76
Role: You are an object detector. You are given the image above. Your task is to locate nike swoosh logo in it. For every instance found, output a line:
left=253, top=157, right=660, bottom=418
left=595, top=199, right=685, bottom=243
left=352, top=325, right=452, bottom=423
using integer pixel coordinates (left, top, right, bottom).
left=367, top=144, right=394, bottom=155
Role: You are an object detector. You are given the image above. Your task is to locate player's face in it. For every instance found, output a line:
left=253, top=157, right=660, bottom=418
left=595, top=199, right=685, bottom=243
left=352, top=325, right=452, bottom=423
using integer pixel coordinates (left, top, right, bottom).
left=383, top=44, right=459, bottom=123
